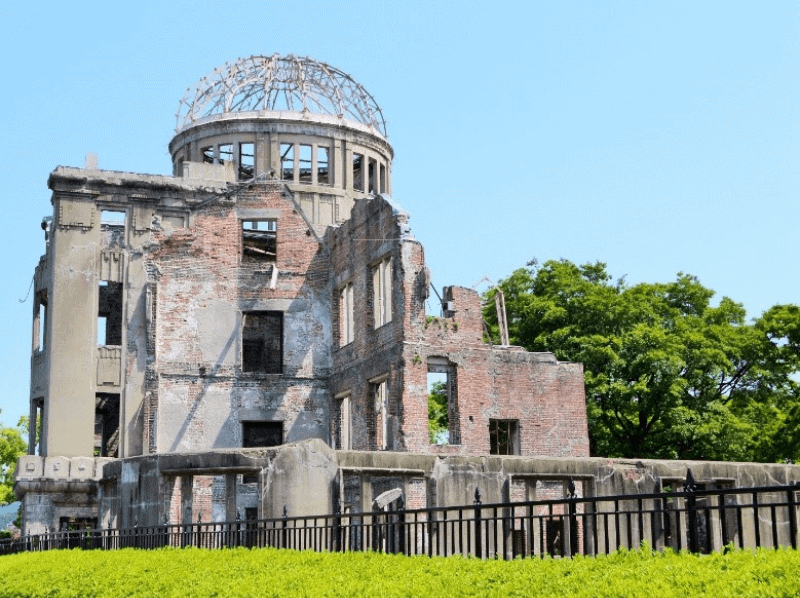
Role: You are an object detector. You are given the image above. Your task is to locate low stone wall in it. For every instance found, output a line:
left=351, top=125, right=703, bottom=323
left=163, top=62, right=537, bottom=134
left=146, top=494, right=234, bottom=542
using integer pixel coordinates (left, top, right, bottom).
left=16, top=440, right=800, bottom=536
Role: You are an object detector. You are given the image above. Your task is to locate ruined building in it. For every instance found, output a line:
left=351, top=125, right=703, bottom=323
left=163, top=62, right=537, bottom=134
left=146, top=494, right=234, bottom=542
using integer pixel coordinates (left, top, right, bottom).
left=15, top=56, right=796, bottom=535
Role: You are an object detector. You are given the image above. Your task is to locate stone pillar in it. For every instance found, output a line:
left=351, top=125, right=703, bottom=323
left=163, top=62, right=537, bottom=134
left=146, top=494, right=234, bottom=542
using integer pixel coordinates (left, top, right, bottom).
left=180, top=475, right=193, bottom=525
left=225, top=473, right=237, bottom=522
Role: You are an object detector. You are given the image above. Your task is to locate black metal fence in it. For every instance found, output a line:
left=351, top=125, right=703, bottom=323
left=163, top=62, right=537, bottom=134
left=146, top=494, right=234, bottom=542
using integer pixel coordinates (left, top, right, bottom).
left=3, top=474, right=798, bottom=559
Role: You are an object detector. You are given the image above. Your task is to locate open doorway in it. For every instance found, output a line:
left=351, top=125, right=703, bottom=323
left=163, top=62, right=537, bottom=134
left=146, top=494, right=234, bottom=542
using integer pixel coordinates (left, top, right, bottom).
left=427, top=357, right=459, bottom=445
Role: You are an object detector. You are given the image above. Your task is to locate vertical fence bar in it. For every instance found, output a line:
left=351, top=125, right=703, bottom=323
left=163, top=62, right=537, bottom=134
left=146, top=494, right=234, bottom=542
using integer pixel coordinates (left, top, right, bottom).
left=788, top=485, right=798, bottom=550
left=684, top=469, right=698, bottom=553
left=473, top=488, right=482, bottom=559
left=752, top=492, right=761, bottom=548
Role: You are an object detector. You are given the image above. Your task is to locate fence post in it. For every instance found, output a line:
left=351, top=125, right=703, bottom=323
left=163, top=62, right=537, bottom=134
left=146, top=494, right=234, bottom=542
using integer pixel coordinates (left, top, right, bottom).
left=397, top=496, right=406, bottom=555
left=473, top=488, right=483, bottom=559
left=371, top=502, right=380, bottom=552
left=684, top=469, right=698, bottom=553
left=566, top=478, right=578, bottom=557
left=788, top=483, right=798, bottom=550
left=282, top=505, right=288, bottom=549
left=651, top=478, right=663, bottom=550
left=333, top=498, right=342, bottom=552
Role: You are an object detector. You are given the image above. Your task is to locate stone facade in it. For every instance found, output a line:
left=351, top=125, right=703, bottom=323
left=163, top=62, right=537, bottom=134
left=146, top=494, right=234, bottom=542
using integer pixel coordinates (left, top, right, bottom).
left=15, top=56, right=591, bottom=534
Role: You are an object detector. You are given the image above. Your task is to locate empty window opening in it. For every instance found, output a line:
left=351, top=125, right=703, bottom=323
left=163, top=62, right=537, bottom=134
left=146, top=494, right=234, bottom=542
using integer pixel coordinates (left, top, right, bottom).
left=368, top=158, right=377, bottom=194
left=280, top=143, right=294, bottom=180
left=352, top=153, right=364, bottom=191
left=334, top=393, right=351, bottom=450
left=427, top=358, right=460, bottom=445
left=242, top=421, right=283, bottom=447
left=30, top=399, right=43, bottom=456
left=244, top=507, right=258, bottom=521
left=339, top=282, right=354, bottom=346
left=379, top=163, right=386, bottom=194
left=239, top=143, right=255, bottom=180
left=101, top=210, right=126, bottom=225
left=372, top=257, right=392, bottom=328
left=94, top=393, right=120, bottom=458
left=33, top=292, right=47, bottom=352
left=489, top=419, right=519, bottom=455
left=242, top=219, right=277, bottom=262
left=317, top=146, right=329, bottom=184
left=242, top=311, right=283, bottom=373
left=97, top=282, right=123, bottom=346
left=372, top=377, right=389, bottom=450
left=202, top=146, right=215, bottom=163
left=218, top=143, right=234, bottom=164
left=299, top=144, right=312, bottom=183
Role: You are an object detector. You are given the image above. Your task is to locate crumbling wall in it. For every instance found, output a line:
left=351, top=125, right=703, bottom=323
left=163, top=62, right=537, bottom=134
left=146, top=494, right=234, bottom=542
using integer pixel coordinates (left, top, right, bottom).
left=328, top=195, right=420, bottom=451
left=402, top=282, right=590, bottom=457
left=148, top=182, right=332, bottom=453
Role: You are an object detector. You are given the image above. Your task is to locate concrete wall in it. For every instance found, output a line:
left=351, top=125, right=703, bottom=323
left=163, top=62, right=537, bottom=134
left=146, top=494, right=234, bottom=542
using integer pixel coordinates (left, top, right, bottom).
left=17, top=441, right=799, bottom=536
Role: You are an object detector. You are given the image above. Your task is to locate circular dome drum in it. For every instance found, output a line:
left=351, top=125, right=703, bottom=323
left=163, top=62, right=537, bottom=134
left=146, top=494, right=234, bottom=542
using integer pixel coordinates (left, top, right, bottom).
left=170, top=55, right=393, bottom=227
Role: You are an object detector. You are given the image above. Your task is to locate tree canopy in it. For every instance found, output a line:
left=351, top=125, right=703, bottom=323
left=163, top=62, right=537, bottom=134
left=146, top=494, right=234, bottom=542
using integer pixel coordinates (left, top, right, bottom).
left=0, top=413, right=26, bottom=505
left=484, top=259, right=800, bottom=461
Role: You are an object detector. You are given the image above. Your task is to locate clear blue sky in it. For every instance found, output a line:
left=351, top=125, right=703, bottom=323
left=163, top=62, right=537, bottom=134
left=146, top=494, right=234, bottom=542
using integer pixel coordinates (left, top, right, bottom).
left=1, top=1, right=798, bottom=431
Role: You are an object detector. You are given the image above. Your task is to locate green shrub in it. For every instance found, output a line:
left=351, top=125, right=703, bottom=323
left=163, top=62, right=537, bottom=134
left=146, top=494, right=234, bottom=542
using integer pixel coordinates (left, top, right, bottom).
left=0, top=546, right=799, bottom=597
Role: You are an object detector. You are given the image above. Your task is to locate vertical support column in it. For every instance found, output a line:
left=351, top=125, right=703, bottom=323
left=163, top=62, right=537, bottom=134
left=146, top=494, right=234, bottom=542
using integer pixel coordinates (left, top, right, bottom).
left=344, top=145, right=352, bottom=191
left=180, top=475, right=193, bottom=525
left=269, top=135, right=280, bottom=177
left=225, top=473, right=237, bottom=523
left=256, top=133, right=269, bottom=177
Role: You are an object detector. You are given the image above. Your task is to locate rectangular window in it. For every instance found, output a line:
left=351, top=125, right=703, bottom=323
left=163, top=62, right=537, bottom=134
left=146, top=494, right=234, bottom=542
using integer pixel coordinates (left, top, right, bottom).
left=202, top=146, right=214, bottom=164
left=372, top=377, right=389, bottom=450
left=242, top=421, right=283, bottom=447
left=368, top=158, right=377, bottom=194
left=242, top=311, right=283, bottom=373
left=101, top=210, right=126, bottom=225
left=299, top=144, right=312, bottom=184
left=280, top=143, right=295, bottom=180
left=239, top=143, right=255, bottom=180
left=30, top=398, right=43, bottom=456
left=98, top=282, right=123, bottom=346
left=94, top=393, right=120, bottom=458
left=33, top=292, right=47, bottom=353
left=219, top=143, right=234, bottom=164
left=339, top=282, right=354, bottom=346
left=427, top=358, right=460, bottom=445
left=489, top=419, right=519, bottom=455
left=379, top=163, right=386, bottom=194
left=317, top=146, right=329, bottom=185
left=242, top=219, right=277, bottom=262
left=372, top=257, right=392, bottom=328
left=352, top=153, right=364, bottom=191
left=335, top=393, right=351, bottom=450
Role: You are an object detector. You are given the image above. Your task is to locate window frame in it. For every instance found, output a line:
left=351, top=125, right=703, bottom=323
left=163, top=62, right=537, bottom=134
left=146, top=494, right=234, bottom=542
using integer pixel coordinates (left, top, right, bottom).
left=372, top=257, right=392, bottom=329
left=371, top=374, right=390, bottom=450
left=489, top=419, right=519, bottom=455
left=338, top=281, right=354, bottom=346
left=241, top=311, right=284, bottom=374
left=241, top=219, right=277, bottom=262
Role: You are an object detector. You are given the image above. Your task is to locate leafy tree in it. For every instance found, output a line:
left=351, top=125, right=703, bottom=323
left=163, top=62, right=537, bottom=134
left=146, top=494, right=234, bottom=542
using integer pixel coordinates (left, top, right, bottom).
left=428, top=381, right=449, bottom=444
left=0, top=412, right=27, bottom=505
left=484, top=259, right=800, bottom=461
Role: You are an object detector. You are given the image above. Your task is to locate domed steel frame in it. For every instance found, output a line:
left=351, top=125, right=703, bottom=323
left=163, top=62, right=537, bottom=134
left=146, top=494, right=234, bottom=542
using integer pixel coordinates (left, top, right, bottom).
left=176, top=54, right=387, bottom=137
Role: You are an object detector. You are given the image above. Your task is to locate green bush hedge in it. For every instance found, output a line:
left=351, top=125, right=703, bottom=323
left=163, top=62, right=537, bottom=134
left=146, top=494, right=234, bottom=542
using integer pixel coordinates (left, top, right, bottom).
left=1, top=546, right=799, bottom=597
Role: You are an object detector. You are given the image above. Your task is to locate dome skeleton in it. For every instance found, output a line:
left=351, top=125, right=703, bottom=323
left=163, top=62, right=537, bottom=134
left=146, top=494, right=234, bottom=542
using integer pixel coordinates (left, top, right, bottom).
left=177, top=55, right=387, bottom=137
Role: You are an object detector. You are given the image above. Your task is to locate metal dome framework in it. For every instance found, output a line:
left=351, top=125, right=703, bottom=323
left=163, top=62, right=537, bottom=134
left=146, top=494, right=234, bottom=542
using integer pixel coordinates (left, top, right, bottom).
left=176, top=55, right=387, bottom=137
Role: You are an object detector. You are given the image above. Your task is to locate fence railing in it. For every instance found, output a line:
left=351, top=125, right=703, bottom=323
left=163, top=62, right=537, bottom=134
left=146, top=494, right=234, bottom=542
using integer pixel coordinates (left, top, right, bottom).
left=2, top=474, right=798, bottom=559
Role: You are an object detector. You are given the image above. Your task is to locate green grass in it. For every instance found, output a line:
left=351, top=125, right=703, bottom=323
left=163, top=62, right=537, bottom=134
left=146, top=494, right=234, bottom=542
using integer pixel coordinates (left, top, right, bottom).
left=1, top=546, right=799, bottom=597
